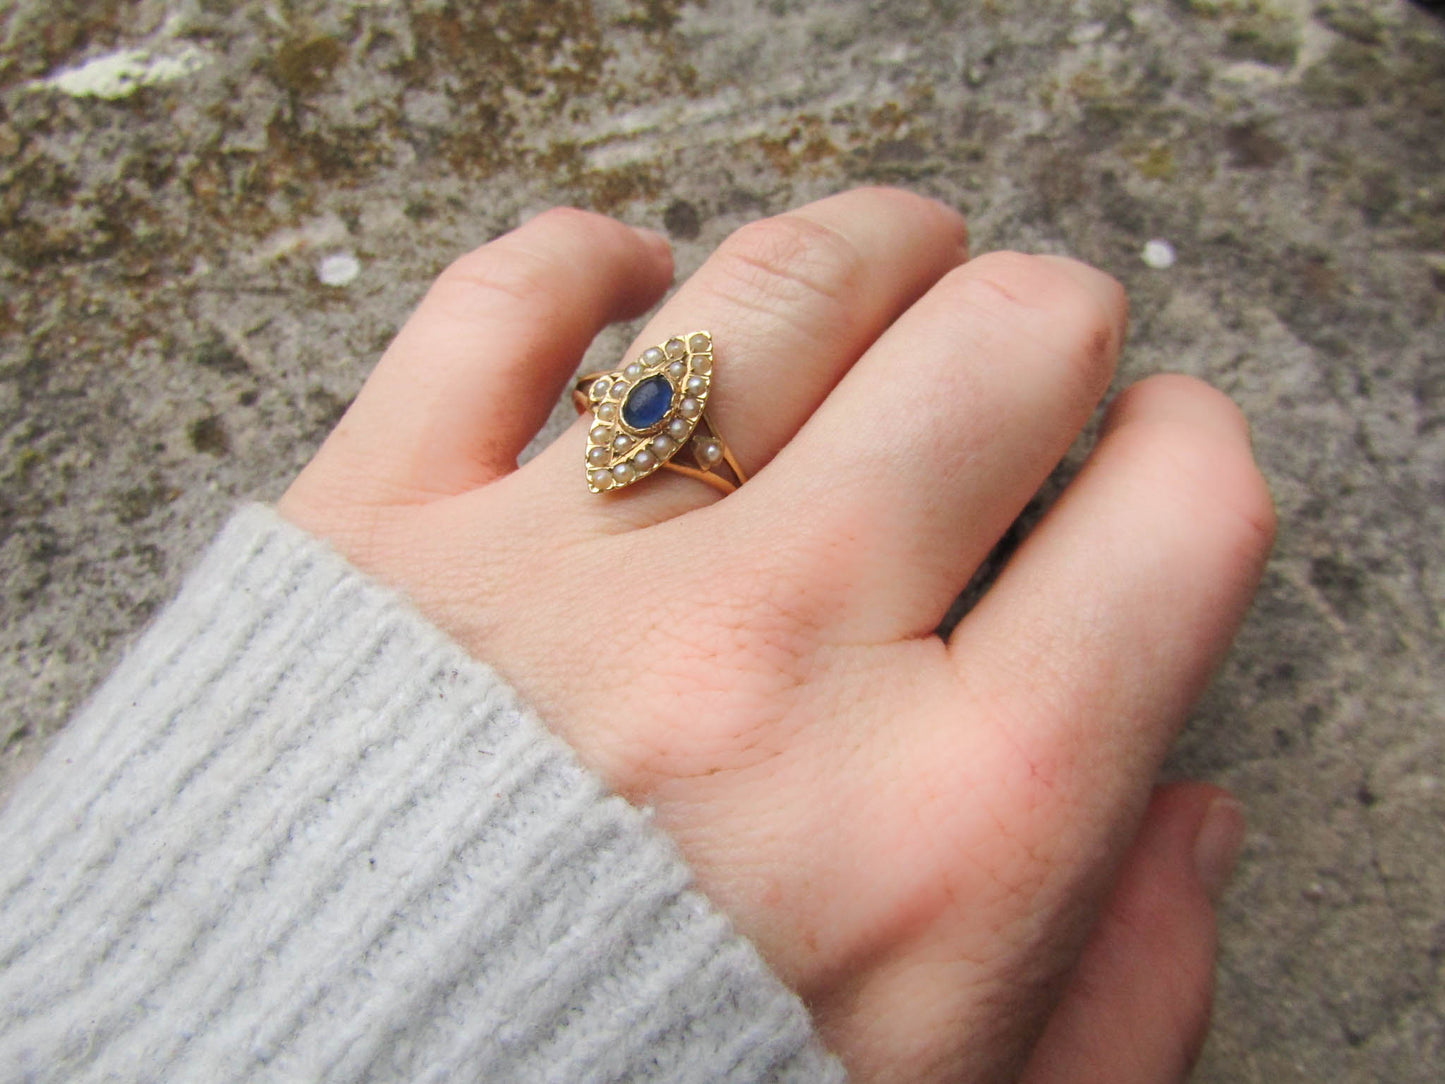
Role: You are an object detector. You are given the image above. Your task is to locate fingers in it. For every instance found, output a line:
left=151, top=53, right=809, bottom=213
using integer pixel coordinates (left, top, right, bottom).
left=290, top=208, right=673, bottom=505
left=1018, top=783, right=1244, bottom=1084
left=525, top=187, right=969, bottom=522
left=949, top=373, right=1276, bottom=832
left=729, top=251, right=1126, bottom=641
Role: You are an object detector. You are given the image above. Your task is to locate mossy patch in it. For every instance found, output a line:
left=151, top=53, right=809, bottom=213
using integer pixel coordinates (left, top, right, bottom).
left=753, top=115, right=840, bottom=176
left=1185, top=0, right=1301, bottom=68
left=274, top=35, right=346, bottom=96
left=194, top=336, right=248, bottom=376
left=187, top=414, right=229, bottom=456
left=115, top=478, right=180, bottom=525
left=1130, top=142, right=1177, bottom=181
left=1301, top=40, right=1385, bottom=108
left=1225, top=121, right=1288, bottom=168
left=1315, top=2, right=1385, bottom=45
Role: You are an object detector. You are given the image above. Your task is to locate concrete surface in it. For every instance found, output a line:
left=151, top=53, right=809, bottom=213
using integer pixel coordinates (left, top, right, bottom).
left=1, top=0, right=1441, bottom=1078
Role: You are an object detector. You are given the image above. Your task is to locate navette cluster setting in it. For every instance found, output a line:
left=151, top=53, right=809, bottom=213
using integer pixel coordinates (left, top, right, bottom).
left=582, top=331, right=723, bottom=493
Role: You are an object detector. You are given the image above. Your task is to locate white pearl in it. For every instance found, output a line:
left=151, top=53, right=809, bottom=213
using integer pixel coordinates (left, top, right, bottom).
left=668, top=418, right=691, bottom=440
left=591, top=378, right=610, bottom=400
left=643, top=347, right=664, bottom=365
left=590, top=425, right=610, bottom=442
left=692, top=354, right=712, bottom=374
left=612, top=462, right=635, bottom=483
left=667, top=360, right=686, bottom=379
left=679, top=397, right=701, bottom=419
left=613, top=434, right=633, bottom=452
left=686, top=375, right=707, bottom=395
left=665, top=338, right=686, bottom=357
left=589, top=469, right=613, bottom=489
left=596, top=403, right=617, bottom=422
left=633, top=450, right=656, bottom=472
left=651, top=434, right=676, bottom=456
left=610, top=380, right=629, bottom=398
left=688, top=333, right=710, bottom=352
left=695, top=438, right=723, bottom=465
left=588, top=446, right=610, bottom=466
left=624, top=361, right=644, bottom=379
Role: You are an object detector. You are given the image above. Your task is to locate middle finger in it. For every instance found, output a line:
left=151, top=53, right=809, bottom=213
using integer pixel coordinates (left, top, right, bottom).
left=526, top=187, right=969, bottom=523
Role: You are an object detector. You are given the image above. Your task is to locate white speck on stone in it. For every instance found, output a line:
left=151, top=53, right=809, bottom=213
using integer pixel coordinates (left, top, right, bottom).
left=38, top=46, right=211, bottom=100
left=318, top=252, right=362, bottom=287
left=1069, top=22, right=1108, bottom=45
left=1142, top=239, right=1177, bottom=270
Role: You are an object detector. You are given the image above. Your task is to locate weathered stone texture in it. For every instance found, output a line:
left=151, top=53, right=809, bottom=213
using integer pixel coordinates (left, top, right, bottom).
left=1, top=1, right=1441, bottom=1079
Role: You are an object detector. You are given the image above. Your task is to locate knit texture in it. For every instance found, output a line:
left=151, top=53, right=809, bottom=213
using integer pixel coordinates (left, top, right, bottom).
left=0, top=506, right=845, bottom=1083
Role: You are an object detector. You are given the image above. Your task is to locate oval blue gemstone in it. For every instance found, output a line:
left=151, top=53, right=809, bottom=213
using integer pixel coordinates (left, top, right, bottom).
left=622, top=374, right=674, bottom=429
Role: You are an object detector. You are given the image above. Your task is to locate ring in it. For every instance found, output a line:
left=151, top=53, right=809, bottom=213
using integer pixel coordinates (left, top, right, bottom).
left=573, top=331, right=748, bottom=495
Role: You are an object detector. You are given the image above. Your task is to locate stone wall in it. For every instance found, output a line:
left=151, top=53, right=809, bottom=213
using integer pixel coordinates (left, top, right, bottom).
left=2, top=1, right=1441, bottom=1078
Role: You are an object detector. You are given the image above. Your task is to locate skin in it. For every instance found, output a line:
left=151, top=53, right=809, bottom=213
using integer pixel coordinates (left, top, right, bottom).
left=279, top=188, right=1275, bottom=1082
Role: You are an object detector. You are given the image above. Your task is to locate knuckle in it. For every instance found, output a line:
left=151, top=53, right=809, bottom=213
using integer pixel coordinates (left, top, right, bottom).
left=519, top=205, right=624, bottom=247
left=431, top=207, right=625, bottom=316
left=525, top=204, right=597, bottom=231
left=947, top=250, right=1124, bottom=397
left=432, top=241, right=558, bottom=316
left=703, top=213, right=865, bottom=325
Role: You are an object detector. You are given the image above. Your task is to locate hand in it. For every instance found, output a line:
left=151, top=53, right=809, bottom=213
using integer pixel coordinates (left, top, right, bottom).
left=279, top=188, right=1274, bottom=1082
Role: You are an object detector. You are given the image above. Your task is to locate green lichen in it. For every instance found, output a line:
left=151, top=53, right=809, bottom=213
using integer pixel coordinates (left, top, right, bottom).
left=12, top=447, right=43, bottom=482
left=1130, top=142, right=1176, bottom=182
left=0, top=0, right=128, bottom=90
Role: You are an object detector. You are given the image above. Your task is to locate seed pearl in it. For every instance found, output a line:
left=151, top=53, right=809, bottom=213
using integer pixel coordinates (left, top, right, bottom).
left=612, top=462, right=635, bottom=483
left=596, top=403, right=617, bottom=422
left=667, top=360, right=686, bottom=379
left=695, top=438, right=723, bottom=465
left=613, top=434, right=633, bottom=452
left=679, top=397, right=701, bottom=419
left=609, top=380, right=629, bottom=398
left=689, top=333, right=710, bottom=352
left=590, top=469, right=613, bottom=489
left=692, top=354, right=712, bottom=374
left=624, top=361, right=644, bottom=379
left=588, top=446, right=610, bottom=466
left=665, top=338, right=686, bottom=357
left=633, top=449, right=656, bottom=472
left=651, top=434, right=676, bottom=455
left=590, top=425, right=609, bottom=442
left=591, top=378, right=610, bottom=399
left=668, top=418, right=691, bottom=440
left=643, top=347, right=664, bottom=365
left=685, top=375, right=707, bottom=395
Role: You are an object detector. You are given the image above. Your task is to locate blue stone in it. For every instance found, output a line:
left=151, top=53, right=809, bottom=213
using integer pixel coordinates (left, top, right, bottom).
left=622, top=375, right=674, bottom=429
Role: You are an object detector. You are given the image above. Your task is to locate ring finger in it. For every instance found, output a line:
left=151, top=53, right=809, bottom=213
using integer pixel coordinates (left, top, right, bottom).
left=524, top=186, right=970, bottom=524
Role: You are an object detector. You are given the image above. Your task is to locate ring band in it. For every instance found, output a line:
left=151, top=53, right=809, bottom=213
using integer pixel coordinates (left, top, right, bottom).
left=573, top=331, right=747, bottom=495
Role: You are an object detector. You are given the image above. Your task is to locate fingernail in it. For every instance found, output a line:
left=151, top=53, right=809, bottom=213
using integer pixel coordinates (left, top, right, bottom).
left=1194, top=797, right=1246, bottom=904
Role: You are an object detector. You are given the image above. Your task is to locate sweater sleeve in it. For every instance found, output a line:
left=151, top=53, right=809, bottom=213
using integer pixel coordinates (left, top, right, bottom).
left=0, top=505, right=846, bottom=1084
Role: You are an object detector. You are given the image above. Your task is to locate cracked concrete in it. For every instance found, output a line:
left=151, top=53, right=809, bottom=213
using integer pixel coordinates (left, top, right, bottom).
left=1, top=0, right=1442, bottom=1079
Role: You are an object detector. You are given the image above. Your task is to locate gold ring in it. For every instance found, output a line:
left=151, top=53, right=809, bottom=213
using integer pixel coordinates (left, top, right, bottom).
left=573, top=331, right=748, bottom=495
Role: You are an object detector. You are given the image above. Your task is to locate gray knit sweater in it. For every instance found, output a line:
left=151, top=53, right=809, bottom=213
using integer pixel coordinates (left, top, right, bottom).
left=0, top=506, right=844, bottom=1083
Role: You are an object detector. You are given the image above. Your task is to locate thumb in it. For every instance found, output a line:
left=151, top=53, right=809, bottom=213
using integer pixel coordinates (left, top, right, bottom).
left=1018, top=782, right=1246, bottom=1084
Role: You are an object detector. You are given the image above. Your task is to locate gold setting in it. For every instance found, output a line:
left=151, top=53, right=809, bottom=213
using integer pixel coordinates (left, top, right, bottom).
left=573, top=330, right=747, bottom=494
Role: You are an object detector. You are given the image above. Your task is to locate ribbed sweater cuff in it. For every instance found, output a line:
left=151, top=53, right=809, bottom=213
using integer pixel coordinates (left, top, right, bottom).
left=0, top=505, right=844, bottom=1083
